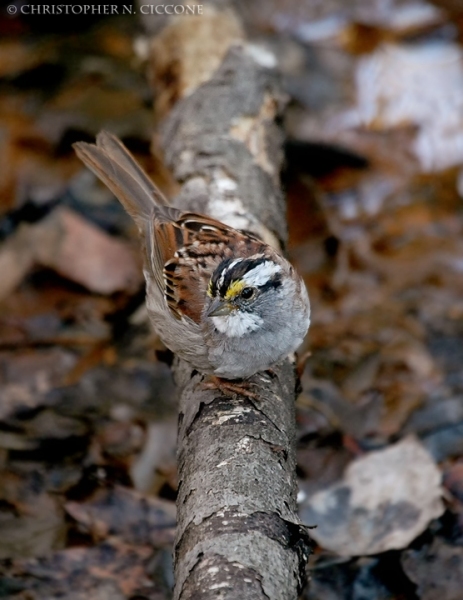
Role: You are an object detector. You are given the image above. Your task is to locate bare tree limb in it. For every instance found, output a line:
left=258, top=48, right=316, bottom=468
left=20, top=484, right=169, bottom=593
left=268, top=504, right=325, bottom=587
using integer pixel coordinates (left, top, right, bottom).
left=149, top=11, right=311, bottom=599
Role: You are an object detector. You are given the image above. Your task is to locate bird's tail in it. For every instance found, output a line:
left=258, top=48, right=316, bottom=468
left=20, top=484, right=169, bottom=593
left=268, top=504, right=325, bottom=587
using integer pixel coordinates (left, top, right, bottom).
left=73, top=131, right=170, bottom=226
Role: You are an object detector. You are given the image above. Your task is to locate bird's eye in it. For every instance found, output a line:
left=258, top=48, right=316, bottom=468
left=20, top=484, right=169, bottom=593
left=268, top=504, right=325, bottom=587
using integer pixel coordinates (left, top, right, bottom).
left=241, top=287, right=255, bottom=300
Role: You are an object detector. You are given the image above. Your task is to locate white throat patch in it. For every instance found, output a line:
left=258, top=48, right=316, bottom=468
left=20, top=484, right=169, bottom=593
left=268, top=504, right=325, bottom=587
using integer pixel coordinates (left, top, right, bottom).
left=212, top=311, right=263, bottom=337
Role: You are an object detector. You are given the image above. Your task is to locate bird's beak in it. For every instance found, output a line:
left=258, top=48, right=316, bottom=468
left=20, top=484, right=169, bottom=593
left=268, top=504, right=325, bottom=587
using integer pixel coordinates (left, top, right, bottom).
left=206, top=298, right=233, bottom=317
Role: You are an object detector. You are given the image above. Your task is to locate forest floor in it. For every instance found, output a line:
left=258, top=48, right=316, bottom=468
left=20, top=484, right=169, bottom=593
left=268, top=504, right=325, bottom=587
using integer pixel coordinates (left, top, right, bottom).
left=1, top=2, right=463, bottom=599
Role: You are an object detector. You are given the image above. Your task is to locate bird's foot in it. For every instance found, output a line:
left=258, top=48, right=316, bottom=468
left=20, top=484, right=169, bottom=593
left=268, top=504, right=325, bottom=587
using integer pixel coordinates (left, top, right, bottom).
left=201, top=375, right=261, bottom=401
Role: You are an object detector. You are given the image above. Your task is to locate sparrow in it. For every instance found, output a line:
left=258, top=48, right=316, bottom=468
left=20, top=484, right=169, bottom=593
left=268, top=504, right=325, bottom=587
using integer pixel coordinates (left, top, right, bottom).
left=73, top=132, right=310, bottom=380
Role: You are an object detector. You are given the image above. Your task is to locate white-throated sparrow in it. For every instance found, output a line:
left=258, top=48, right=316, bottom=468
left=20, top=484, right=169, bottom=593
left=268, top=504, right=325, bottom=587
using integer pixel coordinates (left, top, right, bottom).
left=74, top=132, right=310, bottom=380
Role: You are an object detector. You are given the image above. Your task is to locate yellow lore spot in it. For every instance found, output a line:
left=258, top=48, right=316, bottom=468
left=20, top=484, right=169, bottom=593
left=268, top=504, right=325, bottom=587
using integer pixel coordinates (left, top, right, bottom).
left=225, top=279, right=246, bottom=300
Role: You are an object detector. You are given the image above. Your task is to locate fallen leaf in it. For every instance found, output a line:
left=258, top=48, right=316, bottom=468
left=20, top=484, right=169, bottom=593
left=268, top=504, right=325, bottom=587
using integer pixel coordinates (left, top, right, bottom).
left=34, top=207, right=142, bottom=294
left=65, top=485, right=176, bottom=547
left=402, top=537, right=463, bottom=600
left=5, top=539, right=157, bottom=599
left=300, top=436, right=444, bottom=556
left=0, top=470, right=66, bottom=559
left=0, top=225, right=35, bottom=302
left=0, top=207, right=142, bottom=299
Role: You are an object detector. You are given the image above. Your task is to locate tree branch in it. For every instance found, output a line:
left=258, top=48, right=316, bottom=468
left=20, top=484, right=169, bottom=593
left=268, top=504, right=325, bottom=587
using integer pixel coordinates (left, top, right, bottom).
left=151, top=16, right=311, bottom=599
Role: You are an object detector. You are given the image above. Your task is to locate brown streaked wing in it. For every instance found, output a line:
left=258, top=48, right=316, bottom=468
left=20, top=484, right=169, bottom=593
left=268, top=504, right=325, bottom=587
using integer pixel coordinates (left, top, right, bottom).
left=157, top=213, right=265, bottom=323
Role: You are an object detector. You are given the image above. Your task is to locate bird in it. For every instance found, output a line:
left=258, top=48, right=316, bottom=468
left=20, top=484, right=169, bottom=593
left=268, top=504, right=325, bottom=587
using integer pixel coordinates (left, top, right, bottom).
left=73, top=131, right=310, bottom=384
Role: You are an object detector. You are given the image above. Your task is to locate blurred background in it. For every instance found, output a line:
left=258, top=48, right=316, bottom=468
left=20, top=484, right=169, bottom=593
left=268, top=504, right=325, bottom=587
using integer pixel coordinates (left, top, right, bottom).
left=1, top=1, right=463, bottom=598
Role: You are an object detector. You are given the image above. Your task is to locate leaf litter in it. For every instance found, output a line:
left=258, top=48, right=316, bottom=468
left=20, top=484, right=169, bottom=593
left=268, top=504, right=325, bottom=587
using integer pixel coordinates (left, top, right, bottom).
left=1, top=2, right=463, bottom=599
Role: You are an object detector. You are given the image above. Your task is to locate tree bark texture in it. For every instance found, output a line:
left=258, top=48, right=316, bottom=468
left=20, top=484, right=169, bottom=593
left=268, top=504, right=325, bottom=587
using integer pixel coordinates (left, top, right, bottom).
left=151, top=14, right=311, bottom=599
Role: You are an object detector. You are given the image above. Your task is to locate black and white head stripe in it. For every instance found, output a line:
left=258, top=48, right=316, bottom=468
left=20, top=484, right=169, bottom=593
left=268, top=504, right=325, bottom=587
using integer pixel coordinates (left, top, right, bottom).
left=210, top=255, right=283, bottom=298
